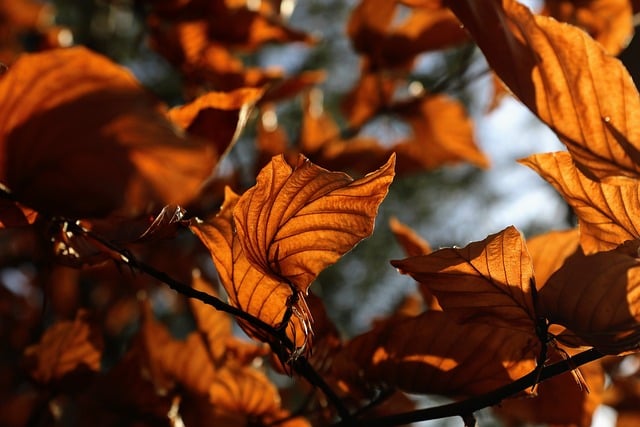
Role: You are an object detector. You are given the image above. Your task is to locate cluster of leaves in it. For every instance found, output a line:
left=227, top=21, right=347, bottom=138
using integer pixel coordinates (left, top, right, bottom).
left=3, top=0, right=640, bottom=426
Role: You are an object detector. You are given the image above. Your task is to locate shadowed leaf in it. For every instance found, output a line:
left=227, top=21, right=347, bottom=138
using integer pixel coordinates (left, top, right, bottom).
left=0, top=47, right=217, bottom=218
left=333, top=309, right=539, bottom=396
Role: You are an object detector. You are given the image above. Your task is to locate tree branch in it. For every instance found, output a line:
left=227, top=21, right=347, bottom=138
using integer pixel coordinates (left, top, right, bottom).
left=337, top=347, right=603, bottom=427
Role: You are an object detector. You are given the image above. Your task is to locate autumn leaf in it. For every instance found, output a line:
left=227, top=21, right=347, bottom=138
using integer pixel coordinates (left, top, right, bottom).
left=333, top=309, right=539, bottom=396
left=0, top=198, right=37, bottom=228
left=525, top=227, right=580, bottom=288
left=389, top=216, right=432, bottom=257
left=23, top=310, right=103, bottom=385
left=537, top=241, right=640, bottom=354
left=392, top=226, right=537, bottom=332
left=521, top=151, right=640, bottom=253
left=233, top=153, right=396, bottom=293
left=447, top=0, right=640, bottom=180
left=0, top=47, right=217, bottom=219
left=190, top=188, right=311, bottom=350
left=167, top=87, right=264, bottom=158
left=543, top=0, right=633, bottom=55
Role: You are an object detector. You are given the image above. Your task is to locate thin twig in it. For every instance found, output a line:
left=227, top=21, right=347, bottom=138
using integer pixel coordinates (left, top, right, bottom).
left=333, top=348, right=603, bottom=427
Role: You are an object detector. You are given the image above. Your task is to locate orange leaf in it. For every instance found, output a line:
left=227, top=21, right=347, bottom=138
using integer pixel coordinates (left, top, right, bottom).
left=448, top=0, right=640, bottom=179
left=167, top=87, right=263, bottom=158
left=23, top=310, right=103, bottom=384
left=537, top=241, right=640, bottom=354
left=543, top=0, right=633, bottom=55
left=393, top=94, right=489, bottom=171
left=333, top=309, right=539, bottom=396
left=389, top=216, right=432, bottom=257
left=0, top=198, right=37, bottom=228
left=190, top=188, right=310, bottom=350
left=521, top=151, right=640, bottom=253
left=0, top=47, right=217, bottom=218
left=392, top=226, right=537, bottom=332
left=525, top=227, right=580, bottom=289
left=233, top=153, right=396, bottom=293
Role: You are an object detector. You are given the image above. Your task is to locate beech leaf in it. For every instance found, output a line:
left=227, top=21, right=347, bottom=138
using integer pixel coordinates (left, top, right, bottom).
left=521, top=151, right=640, bottom=253
left=0, top=47, right=217, bottom=218
left=24, top=310, right=103, bottom=384
left=233, top=153, right=396, bottom=293
left=537, top=242, right=640, bottom=354
left=447, top=0, right=640, bottom=179
left=391, top=226, right=536, bottom=332
left=333, top=310, right=539, bottom=396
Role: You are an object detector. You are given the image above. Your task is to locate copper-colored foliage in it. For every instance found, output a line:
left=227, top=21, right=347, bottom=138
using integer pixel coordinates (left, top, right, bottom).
left=192, top=155, right=395, bottom=351
left=392, top=226, right=537, bottom=332
left=0, top=47, right=217, bottom=219
left=543, top=0, right=634, bottom=55
left=525, top=227, right=580, bottom=288
left=23, top=310, right=103, bottom=385
left=348, top=0, right=468, bottom=70
left=448, top=0, right=640, bottom=180
left=494, top=347, right=605, bottom=427
left=537, top=241, right=640, bottom=354
left=389, top=216, right=432, bottom=257
left=167, top=87, right=264, bottom=157
left=333, top=309, right=538, bottom=396
left=522, top=151, right=640, bottom=253
left=233, top=154, right=396, bottom=293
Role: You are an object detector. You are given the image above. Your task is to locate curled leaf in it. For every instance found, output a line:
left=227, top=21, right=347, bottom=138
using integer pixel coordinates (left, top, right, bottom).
left=392, top=226, right=537, bottom=332
left=233, top=153, right=396, bottom=293
left=521, top=151, right=640, bottom=253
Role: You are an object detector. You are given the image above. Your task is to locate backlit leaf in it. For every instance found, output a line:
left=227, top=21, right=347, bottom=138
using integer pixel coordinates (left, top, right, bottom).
left=448, top=0, right=640, bottom=179
left=521, top=151, right=640, bottom=253
left=23, top=310, right=103, bottom=384
left=389, top=216, right=432, bottom=257
left=190, top=188, right=310, bottom=350
left=333, top=309, right=538, bottom=396
left=392, top=226, right=536, bottom=332
left=525, top=227, right=580, bottom=288
left=233, top=153, right=396, bottom=293
left=537, top=241, right=640, bottom=354
left=543, top=0, right=633, bottom=55
left=0, top=47, right=217, bottom=218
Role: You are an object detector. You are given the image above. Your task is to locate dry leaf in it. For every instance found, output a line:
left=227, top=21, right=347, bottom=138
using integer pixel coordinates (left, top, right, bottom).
left=543, top=0, right=634, bottom=55
left=233, top=153, right=396, bottom=293
left=522, top=151, right=640, bottom=253
left=333, top=309, right=539, bottom=396
left=392, top=226, right=537, bottom=332
left=389, top=216, right=432, bottom=257
left=448, top=0, right=640, bottom=179
left=537, top=241, right=640, bottom=354
left=0, top=47, right=217, bottom=218
left=24, top=310, right=103, bottom=384
left=525, top=227, right=580, bottom=288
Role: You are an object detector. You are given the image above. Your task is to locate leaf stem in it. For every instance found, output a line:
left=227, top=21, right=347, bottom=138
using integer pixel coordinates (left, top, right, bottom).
left=336, top=348, right=603, bottom=427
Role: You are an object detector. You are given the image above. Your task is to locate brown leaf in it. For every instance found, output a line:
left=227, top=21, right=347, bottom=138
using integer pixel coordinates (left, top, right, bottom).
left=233, top=153, right=396, bottom=293
left=0, top=198, right=37, bottom=228
left=448, top=0, right=640, bottom=179
left=521, top=151, right=640, bottom=253
left=543, top=0, right=634, bottom=55
left=190, top=188, right=310, bottom=350
left=393, top=94, right=489, bottom=171
left=333, top=309, right=539, bottom=396
left=537, top=241, right=640, bottom=354
left=525, top=227, right=580, bottom=289
left=167, top=87, right=263, bottom=158
left=0, top=47, right=217, bottom=218
left=392, top=226, right=537, bottom=332
left=24, top=310, right=103, bottom=384
left=389, top=216, right=432, bottom=257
